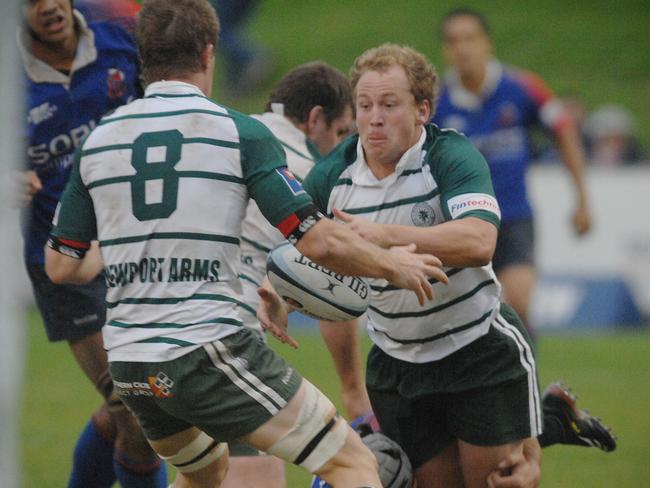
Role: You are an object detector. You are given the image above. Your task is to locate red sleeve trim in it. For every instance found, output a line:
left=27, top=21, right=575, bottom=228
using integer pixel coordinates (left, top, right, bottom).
left=277, top=214, right=301, bottom=238
left=58, top=238, right=91, bottom=250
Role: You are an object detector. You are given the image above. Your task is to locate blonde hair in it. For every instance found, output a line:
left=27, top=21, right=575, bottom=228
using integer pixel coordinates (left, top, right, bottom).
left=350, top=43, right=438, bottom=112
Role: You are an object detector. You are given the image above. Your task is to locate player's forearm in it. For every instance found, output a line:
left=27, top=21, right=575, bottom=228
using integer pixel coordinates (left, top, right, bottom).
left=296, top=218, right=398, bottom=280
left=380, top=217, right=497, bottom=267
left=556, top=125, right=589, bottom=205
left=45, top=242, right=104, bottom=285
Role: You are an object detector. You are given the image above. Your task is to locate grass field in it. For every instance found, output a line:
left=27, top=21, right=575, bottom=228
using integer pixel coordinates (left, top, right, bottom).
left=21, top=310, right=650, bottom=487
left=218, top=0, right=650, bottom=152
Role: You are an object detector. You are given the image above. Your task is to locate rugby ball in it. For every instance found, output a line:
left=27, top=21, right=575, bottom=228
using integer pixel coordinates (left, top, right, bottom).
left=266, top=242, right=370, bottom=322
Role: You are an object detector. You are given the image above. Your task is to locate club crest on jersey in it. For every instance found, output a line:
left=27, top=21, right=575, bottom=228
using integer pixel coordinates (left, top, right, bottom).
left=411, top=202, right=435, bottom=226
left=498, top=102, right=519, bottom=127
left=107, top=68, right=127, bottom=99
left=148, top=372, right=175, bottom=398
left=276, top=167, right=305, bottom=195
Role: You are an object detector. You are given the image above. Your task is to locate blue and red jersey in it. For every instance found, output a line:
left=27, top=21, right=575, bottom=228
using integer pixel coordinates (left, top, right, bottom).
left=434, top=60, right=570, bottom=223
left=20, top=11, right=141, bottom=264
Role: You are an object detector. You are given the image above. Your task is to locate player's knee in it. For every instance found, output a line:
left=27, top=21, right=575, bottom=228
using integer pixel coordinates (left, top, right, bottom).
left=321, top=428, right=378, bottom=477
left=161, top=432, right=229, bottom=484
left=266, top=380, right=348, bottom=473
left=91, top=404, right=117, bottom=442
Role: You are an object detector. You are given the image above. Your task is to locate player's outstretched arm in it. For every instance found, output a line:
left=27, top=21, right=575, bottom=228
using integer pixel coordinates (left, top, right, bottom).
left=554, top=123, right=592, bottom=235
left=45, top=240, right=104, bottom=285
left=333, top=208, right=497, bottom=268
left=296, top=218, right=448, bottom=305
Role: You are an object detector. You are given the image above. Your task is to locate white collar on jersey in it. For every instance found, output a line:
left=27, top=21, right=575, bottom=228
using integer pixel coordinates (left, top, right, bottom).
left=444, top=58, right=503, bottom=111
left=144, top=80, right=206, bottom=97
left=252, top=109, right=313, bottom=160
left=351, top=127, right=427, bottom=187
left=18, top=10, right=97, bottom=87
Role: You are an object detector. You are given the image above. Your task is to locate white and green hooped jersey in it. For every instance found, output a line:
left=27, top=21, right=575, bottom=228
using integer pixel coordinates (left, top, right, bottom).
left=238, top=110, right=319, bottom=328
left=303, top=125, right=503, bottom=363
left=52, top=81, right=313, bottom=363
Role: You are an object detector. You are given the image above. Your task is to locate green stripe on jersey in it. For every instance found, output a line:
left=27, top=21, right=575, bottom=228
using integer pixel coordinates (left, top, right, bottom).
left=87, top=171, right=244, bottom=190
left=135, top=336, right=195, bottom=347
left=82, top=143, right=133, bottom=156
left=369, top=279, right=495, bottom=319
left=342, top=187, right=440, bottom=216
left=105, top=292, right=256, bottom=316
left=334, top=168, right=423, bottom=189
left=108, top=317, right=243, bottom=329
left=100, top=232, right=240, bottom=247
left=241, top=236, right=272, bottom=253
left=375, top=308, right=494, bottom=345
left=100, top=108, right=232, bottom=125
left=82, top=137, right=239, bottom=158
left=238, top=273, right=261, bottom=287
left=371, top=268, right=463, bottom=292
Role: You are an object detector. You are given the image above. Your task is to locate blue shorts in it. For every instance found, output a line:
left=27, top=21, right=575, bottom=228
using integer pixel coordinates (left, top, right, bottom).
left=27, top=264, right=106, bottom=342
left=492, top=218, right=535, bottom=273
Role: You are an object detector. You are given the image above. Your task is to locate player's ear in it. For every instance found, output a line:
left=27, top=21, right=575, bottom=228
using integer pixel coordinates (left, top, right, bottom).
left=416, top=99, right=431, bottom=125
left=307, top=105, right=325, bottom=132
left=200, top=43, right=215, bottom=71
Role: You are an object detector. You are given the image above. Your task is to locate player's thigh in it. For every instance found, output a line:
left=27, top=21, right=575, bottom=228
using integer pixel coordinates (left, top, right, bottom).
left=414, top=442, right=464, bottom=488
left=219, top=454, right=285, bottom=488
left=366, top=345, right=455, bottom=471
left=26, top=263, right=106, bottom=343
left=497, top=265, right=536, bottom=321
left=111, top=328, right=303, bottom=444
left=491, top=219, right=535, bottom=275
left=458, top=438, right=526, bottom=488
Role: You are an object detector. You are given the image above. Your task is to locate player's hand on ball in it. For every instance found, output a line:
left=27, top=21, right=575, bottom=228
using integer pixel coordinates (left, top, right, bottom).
left=257, top=286, right=299, bottom=349
left=386, top=244, right=448, bottom=306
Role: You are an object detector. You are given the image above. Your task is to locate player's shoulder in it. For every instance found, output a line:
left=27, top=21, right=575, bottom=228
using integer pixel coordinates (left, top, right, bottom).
left=89, top=18, right=137, bottom=52
left=309, top=133, right=358, bottom=181
left=503, top=64, right=554, bottom=105
left=426, top=123, right=475, bottom=154
left=226, top=107, right=279, bottom=143
left=425, top=123, right=488, bottom=175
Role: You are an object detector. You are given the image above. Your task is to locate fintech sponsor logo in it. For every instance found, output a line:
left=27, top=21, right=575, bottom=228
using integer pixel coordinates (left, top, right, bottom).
left=276, top=167, right=305, bottom=195
left=28, top=102, right=58, bottom=125
left=448, top=193, right=501, bottom=219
